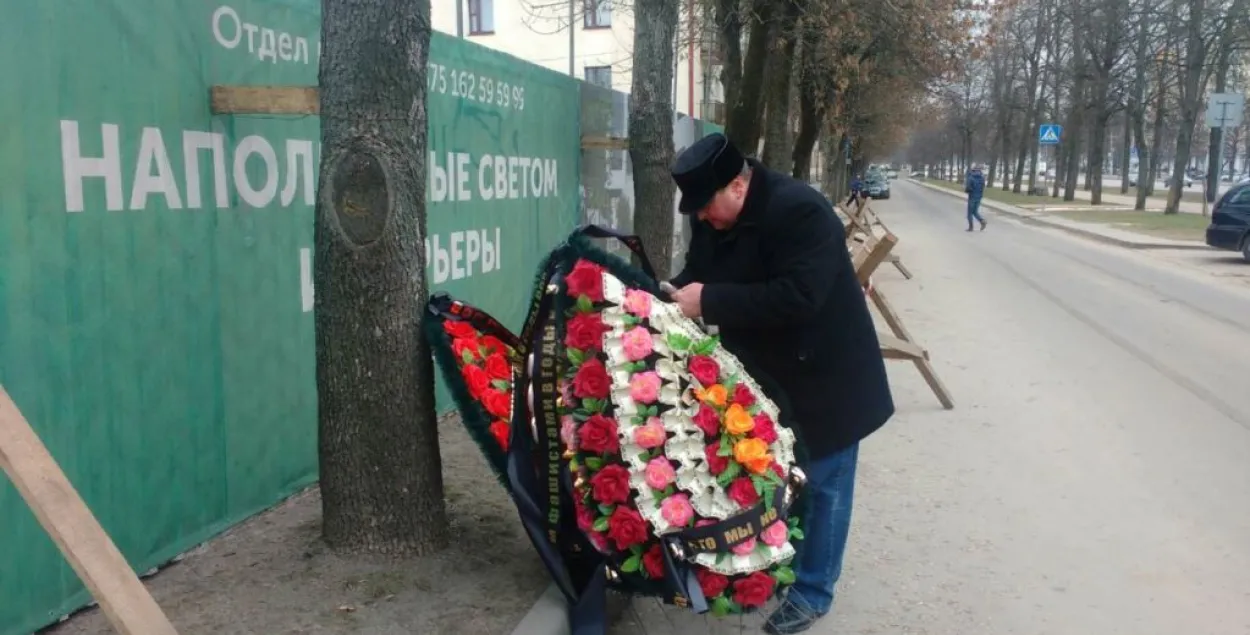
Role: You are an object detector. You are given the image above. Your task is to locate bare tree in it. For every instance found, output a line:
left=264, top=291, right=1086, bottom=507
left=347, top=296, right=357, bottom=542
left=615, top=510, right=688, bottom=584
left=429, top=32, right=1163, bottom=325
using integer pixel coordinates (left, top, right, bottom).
left=630, top=0, right=681, bottom=279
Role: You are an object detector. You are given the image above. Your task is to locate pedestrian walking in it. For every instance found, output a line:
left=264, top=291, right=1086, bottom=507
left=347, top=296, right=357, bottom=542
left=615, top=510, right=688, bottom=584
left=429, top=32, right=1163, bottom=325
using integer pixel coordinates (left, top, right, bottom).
left=666, top=133, right=895, bottom=635
left=847, top=173, right=865, bottom=207
left=965, top=164, right=988, bottom=231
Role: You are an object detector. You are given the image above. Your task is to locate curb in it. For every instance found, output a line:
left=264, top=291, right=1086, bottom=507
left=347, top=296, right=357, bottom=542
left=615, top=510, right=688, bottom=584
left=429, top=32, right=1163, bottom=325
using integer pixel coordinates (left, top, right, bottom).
left=911, top=180, right=1212, bottom=252
left=509, top=582, right=633, bottom=635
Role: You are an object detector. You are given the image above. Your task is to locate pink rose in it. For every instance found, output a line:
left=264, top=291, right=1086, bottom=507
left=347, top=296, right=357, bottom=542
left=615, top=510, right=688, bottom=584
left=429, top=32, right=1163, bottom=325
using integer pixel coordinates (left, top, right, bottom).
left=623, top=288, right=652, bottom=317
left=561, top=415, right=577, bottom=448
left=760, top=520, right=789, bottom=547
left=659, top=493, right=695, bottom=527
left=621, top=326, right=654, bottom=362
left=633, top=418, right=667, bottom=449
left=629, top=371, right=662, bottom=404
left=731, top=537, right=757, bottom=556
left=644, top=457, right=677, bottom=490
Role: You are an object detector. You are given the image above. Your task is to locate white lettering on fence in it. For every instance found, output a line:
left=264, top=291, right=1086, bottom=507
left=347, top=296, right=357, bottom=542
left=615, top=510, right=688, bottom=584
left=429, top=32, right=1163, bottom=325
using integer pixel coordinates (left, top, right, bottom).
left=60, top=121, right=559, bottom=212
left=423, top=228, right=503, bottom=283
left=300, top=247, right=314, bottom=312
left=212, top=5, right=312, bottom=65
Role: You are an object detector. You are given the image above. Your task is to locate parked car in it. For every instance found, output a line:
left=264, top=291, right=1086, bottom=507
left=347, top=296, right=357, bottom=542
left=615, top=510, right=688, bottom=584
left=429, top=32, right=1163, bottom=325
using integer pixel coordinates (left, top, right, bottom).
left=887, top=169, right=899, bottom=180
left=1204, top=180, right=1250, bottom=262
left=866, top=177, right=891, bottom=199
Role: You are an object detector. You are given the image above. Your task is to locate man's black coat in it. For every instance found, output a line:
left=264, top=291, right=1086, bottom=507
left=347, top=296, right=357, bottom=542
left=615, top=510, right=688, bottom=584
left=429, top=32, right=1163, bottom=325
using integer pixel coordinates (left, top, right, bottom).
left=671, top=161, right=894, bottom=460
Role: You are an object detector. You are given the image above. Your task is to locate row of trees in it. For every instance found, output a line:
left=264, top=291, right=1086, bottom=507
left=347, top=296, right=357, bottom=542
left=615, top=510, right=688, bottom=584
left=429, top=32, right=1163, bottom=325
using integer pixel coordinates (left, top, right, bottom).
left=906, top=0, right=1250, bottom=213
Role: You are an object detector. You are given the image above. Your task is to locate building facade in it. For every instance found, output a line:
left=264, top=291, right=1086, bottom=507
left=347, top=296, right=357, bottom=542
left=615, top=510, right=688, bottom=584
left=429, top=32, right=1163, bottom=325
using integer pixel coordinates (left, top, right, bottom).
left=431, top=0, right=725, bottom=122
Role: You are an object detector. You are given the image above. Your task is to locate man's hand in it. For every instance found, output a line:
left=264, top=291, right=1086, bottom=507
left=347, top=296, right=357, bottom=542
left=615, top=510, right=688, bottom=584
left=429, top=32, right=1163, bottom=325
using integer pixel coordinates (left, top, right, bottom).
left=671, top=282, right=704, bottom=318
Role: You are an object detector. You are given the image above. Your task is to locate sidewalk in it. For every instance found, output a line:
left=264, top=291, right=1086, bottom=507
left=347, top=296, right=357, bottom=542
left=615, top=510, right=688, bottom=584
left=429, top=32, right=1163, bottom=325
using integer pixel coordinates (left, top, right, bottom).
left=912, top=180, right=1211, bottom=251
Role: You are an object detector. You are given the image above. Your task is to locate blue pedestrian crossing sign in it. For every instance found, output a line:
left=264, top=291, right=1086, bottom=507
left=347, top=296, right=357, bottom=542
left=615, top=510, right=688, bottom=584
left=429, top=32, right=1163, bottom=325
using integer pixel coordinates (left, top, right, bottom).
left=1038, top=124, right=1062, bottom=145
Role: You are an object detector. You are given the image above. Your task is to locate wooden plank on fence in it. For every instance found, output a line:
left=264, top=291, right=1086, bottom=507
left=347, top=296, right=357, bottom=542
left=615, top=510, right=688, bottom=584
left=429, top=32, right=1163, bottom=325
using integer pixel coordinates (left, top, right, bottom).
left=581, top=135, right=629, bottom=150
left=210, top=85, right=319, bottom=115
left=0, top=386, right=179, bottom=635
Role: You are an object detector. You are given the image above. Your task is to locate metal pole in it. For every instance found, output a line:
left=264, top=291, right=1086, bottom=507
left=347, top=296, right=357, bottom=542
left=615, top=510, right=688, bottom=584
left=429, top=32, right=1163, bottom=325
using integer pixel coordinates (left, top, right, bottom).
left=456, top=0, right=464, bottom=37
left=569, top=0, right=576, bottom=77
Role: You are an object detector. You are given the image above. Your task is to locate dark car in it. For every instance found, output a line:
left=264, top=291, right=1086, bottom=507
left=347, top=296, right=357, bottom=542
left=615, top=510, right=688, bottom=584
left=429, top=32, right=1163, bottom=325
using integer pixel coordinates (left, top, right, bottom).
left=1204, top=180, right=1250, bottom=262
left=865, top=177, right=891, bottom=199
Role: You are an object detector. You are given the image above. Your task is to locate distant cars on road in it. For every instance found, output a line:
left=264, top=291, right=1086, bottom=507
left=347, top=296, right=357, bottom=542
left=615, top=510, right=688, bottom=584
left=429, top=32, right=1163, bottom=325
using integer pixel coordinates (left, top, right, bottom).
left=1204, top=179, right=1250, bottom=262
left=866, top=176, right=891, bottom=200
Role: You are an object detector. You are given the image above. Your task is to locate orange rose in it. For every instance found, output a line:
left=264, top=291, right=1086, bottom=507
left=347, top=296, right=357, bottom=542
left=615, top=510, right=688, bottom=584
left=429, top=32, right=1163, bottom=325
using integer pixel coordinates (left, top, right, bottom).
left=733, top=438, right=773, bottom=475
left=723, top=404, right=754, bottom=435
left=695, top=384, right=728, bottom=408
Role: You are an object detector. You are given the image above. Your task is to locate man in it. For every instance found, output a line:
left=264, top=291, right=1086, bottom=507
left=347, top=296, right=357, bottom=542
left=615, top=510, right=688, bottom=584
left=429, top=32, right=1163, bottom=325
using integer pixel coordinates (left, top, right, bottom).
left=964, top=164, right=988, bottom=231
left=667, top=133, right=895, bottom=634
left=847, top=173, right=864, bottom=207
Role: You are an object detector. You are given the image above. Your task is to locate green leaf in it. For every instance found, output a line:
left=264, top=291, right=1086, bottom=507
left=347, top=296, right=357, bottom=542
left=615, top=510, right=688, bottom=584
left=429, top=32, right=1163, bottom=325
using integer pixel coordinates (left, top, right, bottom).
left=573, top=411, right=590, bottom=422
left=691, top=336, right=720, bottom=356
left=593, top=516, right=610, bottom=532
left=717, top=440, right=733, bottom=456
left=763, top=484, right=775, bottom=510
left=597, top=504, right=615, bottom=515
left=576, top=294, right=594, bottom=313
left=789, top=527, right=805, bottom=541
left=583, top=398, right=603, bottom=414
left=715, top=461, right=741, bottom=488
left=711, top=596, right=732, bottom=616
left=765, top=469, right=785, bottom=486
left=568, top=457, right=580, bottom=472
left=715, top=552, right=727, bottom=565
left=461, top=350, right=475, bottom=364
left=636, top=450, right=651, bottom=462
left=666, top=333, right=692, bottom=352
left=787, top=517, right=799, bottom=529
left=620, top=553, right=642, bottom=573
left=490, top=379, right=510, bottom=391
left=752, top=474, right=766, bottom=495
left=770, top=566, right=797, bottom=586
left=566, top=347, right=585, bottom=366
left=585, top=457, right=604, bottom=470
left=724, top=373, right=739, bottom=389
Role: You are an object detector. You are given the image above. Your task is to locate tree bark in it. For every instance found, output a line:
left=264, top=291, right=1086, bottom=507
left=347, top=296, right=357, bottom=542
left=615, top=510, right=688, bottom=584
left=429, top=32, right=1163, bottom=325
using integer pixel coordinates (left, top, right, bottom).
left=1166, top=0, right=1209, bottom=214
left=724, top=0, right=774, bottom=154
left=629, top=0, right=680, bottom=280
left=760, top=0, right=802, bottom=169
left=1204, top=33, right=1234, bottom=201
left=791, top=15, right=829, bottom=179
left=316, top=0, right=447, bottom=555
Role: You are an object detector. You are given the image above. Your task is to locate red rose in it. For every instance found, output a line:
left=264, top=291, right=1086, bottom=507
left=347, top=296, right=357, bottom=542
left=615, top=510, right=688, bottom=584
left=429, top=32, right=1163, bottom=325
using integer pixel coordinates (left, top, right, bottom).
left=489, top=420, right=510, bottom=451
left=565, top=259, right=606, bottom=302
left=771, top=462, right=786, bottom=480
left=643, top=544, right=666, bottom=579
left=727, top=476, right=759, bottom=508
left=751, top=413, right=778, bottom=444
left=606, top=506, right=649, bottom=550
left=482, top=388, right=512, bottom=419
left=693, top=405, right=720, bottom=438
left=452, top=337, right=482, bottom=362
left=480, top=335, right=509, bottom=356
left=732, top=571, right=776, bottom=608
left=443, top=320, right=478, bottom=339
left=732, top=383, right=756, bottom=407
left=695, top=568, right=730, bottom=598
left=572, top=358, right=611, bottom=399
left=590, top=464, right=632, bottom=504
left=485, top=353, right=512, bottom=381
left=575, top=497, right=596, bottom=532
left=565, top=312, right=609, bottom=351
left=461, top=364, right=490, bottom=399
left=688, top=355, right=720, bottom=386
left=704, top=442, right=729, bottom=475
left=579, top=414, right=620, bottom=455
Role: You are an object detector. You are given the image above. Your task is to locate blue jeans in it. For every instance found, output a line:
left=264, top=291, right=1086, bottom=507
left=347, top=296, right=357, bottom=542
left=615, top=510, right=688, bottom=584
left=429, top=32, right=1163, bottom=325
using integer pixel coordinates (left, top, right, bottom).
left=787, top=442, right=859, bottom=615
left=967, top=197, right=985, bottom=227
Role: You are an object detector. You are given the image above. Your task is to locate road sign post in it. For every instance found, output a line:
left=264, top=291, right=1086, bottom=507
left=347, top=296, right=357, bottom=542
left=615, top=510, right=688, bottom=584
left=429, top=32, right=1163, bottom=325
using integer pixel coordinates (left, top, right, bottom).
left=1037, top=124, right=1062, bottom=214
left=1205, top=93, right=1245, bottom=205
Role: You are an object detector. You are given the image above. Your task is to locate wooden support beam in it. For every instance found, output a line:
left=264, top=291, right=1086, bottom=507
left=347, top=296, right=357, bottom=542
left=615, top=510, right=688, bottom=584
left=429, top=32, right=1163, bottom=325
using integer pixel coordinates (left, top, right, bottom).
left=581, top=135, right=629, bottom=150
left=867, top=286, right=955, bottom=410
left=0, top=387, right=178, bottom=635
left=210, top=85, right=319, bottom=115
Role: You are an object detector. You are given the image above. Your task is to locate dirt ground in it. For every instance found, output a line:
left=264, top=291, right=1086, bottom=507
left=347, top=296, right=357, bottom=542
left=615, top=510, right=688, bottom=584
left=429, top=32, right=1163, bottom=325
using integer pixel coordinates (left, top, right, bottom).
left=42, top=415, right=546, bottom=635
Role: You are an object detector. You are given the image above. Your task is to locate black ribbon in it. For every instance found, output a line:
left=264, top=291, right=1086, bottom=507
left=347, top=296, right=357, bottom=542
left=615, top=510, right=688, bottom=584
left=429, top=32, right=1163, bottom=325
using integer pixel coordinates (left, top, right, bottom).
left=671, top=477, right=796, bottom=556
left=426, top=291, right=524, bottom=352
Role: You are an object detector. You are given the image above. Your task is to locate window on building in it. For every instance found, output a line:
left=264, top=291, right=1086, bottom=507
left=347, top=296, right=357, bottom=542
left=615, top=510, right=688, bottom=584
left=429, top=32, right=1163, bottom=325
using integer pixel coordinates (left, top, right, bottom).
left=584, top=0, right=611, bottom=28
left=585, top=65, right=612, bottom=89
left=468, top=0, right=495, bottom=35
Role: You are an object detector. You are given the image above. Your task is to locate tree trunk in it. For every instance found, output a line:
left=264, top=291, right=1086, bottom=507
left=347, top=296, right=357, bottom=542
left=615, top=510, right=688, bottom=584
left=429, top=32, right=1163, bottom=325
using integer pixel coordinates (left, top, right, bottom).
left=1166, top=0, right=1208, bottom=214
left=629, top=0, right=680, bottom=280
left=791, top=15, right=829, bottom=179
left=1119, top=112, right=1132, bottom=194
left=724, top=0, right=774, bottom=154
left=715, top=0, right=742, bottom=130
left=316, top=0, right=448, bottom=555
left=1204, top=36, right=1234, bottom=201
left=760, top=0, right=802, bottom=169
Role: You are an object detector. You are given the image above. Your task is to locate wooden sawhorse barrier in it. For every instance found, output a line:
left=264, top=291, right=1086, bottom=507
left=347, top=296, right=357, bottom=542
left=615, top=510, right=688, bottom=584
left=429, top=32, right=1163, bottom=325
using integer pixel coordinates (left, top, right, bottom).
left=0, top=386, right=179, bottom=634
left=850, top=235, right=955, bottom=410
left=839, top=198, right=913, bottom=280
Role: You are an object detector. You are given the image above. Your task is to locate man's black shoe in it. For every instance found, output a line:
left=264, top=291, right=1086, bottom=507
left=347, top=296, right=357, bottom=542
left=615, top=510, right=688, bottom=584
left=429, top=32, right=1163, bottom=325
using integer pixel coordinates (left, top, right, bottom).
left=763, top=598, right=825, bottom=635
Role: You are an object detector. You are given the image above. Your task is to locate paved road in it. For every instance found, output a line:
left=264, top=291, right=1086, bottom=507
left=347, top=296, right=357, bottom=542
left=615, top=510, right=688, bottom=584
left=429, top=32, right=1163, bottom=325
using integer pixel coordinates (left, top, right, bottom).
left=612, top=181, right=1250, bottom=635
